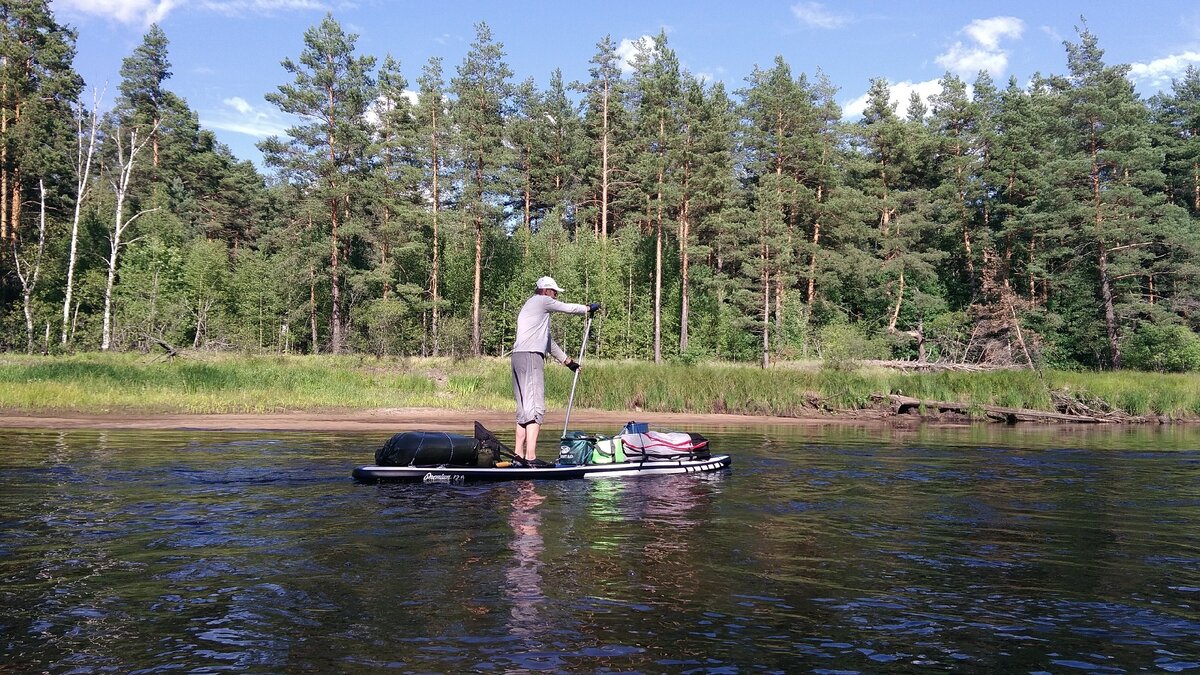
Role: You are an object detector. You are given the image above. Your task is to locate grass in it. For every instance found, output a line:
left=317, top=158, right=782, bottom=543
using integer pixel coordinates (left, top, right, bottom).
left=1050, top=370, right=1200, bottom=419
left=1, top=352, right=1198, bottom=419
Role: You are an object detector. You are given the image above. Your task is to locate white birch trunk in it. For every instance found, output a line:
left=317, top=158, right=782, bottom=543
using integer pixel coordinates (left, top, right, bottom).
left=62, top=88, right=102, bottom=346
left=13, top=180, right=48, bottom=352
left=101, top=125, right=157, bottom=352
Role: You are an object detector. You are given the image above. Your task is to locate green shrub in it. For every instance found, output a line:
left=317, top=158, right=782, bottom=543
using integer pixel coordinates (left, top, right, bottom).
left=817, top=323, right=889, bottom=369
left=1123, top=324, right=1200, bottom=373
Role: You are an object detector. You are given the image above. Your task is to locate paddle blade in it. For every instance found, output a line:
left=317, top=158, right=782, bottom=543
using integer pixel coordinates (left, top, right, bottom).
left=474, top=421, right=514, bottom=457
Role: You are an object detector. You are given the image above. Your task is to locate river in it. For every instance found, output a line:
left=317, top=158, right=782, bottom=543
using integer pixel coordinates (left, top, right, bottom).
left=1, top=424, right=1198, bottom=672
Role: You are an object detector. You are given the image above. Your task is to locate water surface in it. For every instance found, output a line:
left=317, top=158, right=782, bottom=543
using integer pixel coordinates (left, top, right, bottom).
left=1, top=424, right=1198, bottom=672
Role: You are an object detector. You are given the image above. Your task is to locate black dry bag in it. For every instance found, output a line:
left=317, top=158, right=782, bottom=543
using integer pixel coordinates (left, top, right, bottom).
left=375, top=431, right=480, bottom=467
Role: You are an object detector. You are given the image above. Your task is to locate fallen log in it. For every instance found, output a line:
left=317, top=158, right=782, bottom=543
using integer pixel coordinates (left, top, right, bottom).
left=886, top=394, right=1138, bottom=424
left=141, top=333, right=181, bottom=361
left=860, top=360, right=1020, bottom=373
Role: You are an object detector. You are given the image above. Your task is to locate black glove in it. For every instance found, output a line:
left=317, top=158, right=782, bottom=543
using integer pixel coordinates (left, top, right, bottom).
left=587, top=302, right=601, bottom=315
left=566, top=359, right=581, bottom=372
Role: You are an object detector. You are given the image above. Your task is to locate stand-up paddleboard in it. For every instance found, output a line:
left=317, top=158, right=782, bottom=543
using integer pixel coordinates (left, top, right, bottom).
left=353, top=421, right=729, bottom=483
left=352, top=454, right=731, bottom=483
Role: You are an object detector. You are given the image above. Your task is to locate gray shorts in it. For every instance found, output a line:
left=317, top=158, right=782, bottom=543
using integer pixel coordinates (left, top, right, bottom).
left=511, top=351, right=546, bottom=425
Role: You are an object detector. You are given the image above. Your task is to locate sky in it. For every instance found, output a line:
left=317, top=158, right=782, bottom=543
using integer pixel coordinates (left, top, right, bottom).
left=51, top=0, right=1200, bottom=168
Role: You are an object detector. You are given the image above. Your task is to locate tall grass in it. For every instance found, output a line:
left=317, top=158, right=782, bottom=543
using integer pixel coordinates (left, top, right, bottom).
left=1, top=353, right=1197, bottom=418
left=0, top=353, right=496, bottom=413
left=1050, top=371, right=1200, bottom=418
left=568, top=362, right=1058, bottom=417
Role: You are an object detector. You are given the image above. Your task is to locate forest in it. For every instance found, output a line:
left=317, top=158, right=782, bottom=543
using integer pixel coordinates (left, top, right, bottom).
left=3, top=2, right=1200, bottom=372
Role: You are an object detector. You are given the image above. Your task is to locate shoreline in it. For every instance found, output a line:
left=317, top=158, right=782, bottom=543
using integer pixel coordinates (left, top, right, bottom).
left=0, top=406, right=883, bottom=433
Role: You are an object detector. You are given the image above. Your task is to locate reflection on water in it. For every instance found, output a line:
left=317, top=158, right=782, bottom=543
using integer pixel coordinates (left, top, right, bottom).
left=505, top=483, right=546, bottom=642
left=1, top=425, right=1199, bottom=672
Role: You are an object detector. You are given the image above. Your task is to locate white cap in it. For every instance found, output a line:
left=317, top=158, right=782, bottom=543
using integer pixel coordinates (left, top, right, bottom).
left=535, top=276, right=564, bottom=292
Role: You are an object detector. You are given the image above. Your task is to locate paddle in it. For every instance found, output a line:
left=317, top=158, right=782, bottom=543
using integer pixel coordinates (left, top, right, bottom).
left=562, top=311, right=594, bottom=437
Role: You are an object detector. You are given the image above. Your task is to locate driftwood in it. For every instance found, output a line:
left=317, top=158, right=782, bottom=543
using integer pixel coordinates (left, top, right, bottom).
left=860, top=360, right=1019, bottom=373
left=142, top=334, right=181, bottom=361
left=887, top=394, right=1141, bottom=424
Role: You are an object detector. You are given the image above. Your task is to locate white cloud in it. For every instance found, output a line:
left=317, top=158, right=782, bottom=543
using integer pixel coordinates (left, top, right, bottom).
left=1040, top=25, right=1063, bottom=44
left=1129, top=51, right=1200, bottom=90
left=842, top=79, right=942, bottom=119
left=223, top=96, right=254, bottom=115
left=790, top=2, right=849, bottom=30
left=936, top=16, right=1025, bottom=78
left=364, top=90, right=420, bottom=128
left=963, top=16, right=1024, bottom=50
left=616, top=35, right=654, bottom=74
left=203, top=97, right=292, bottom=138
left=54, top=0, right=181, bottom=25
left=936, top=43, right=1009, bottom=77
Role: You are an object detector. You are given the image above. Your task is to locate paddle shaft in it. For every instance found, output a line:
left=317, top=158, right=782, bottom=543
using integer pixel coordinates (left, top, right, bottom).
left=562, top=313, right=593, bottom=436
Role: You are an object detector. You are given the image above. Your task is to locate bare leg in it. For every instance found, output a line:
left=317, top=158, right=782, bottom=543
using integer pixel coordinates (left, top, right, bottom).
left=515, top=423, right=527, bottom=461
left=525, top=422, right=540, bottom=461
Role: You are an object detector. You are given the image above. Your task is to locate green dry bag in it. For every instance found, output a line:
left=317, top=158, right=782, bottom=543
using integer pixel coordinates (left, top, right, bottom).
left=558, top=431, right=594, bottom=466
left=590, top=436, right=626, bottom=464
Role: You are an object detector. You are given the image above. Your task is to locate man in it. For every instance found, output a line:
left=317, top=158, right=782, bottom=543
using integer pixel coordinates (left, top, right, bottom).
left=511, top=276, right=599, bottom=466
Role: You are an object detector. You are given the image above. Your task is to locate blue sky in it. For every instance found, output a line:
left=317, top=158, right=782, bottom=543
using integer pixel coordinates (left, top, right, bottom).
left=52, top=0, right=1200, bottom=167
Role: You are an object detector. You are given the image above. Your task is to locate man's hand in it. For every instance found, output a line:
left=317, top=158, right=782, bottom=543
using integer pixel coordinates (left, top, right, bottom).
left=587, top=302, right=601, bottom=315
left=566, top=359, right=581, bottom=372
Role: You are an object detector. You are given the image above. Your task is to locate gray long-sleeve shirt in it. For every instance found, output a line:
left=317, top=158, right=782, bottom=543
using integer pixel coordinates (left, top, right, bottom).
left=512, top=294, right=588, bottom=363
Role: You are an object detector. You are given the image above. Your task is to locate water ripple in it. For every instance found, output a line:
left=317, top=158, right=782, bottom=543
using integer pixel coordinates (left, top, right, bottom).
left=2, top=427, right=1200, bottom=672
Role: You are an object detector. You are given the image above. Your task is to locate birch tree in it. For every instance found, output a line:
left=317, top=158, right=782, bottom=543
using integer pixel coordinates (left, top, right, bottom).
left=12, top=180, right=47, bottom=351
left=101, top=124, right=158, bottom=351
left=61, top=88, right=102, bottom=345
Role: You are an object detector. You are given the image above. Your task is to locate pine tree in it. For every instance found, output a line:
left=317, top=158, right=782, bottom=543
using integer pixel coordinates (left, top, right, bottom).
left=117, top=24, right=169, bottom=169
left=539, top=69, right=586, bottom=231
left=853, top=79, right=906, bottom=330
left=741, top=57, right=831, bottom=359
left=575, top=36, right=630, bottom=240
left=853, top=79, right=943, bottom=339
left=574, top=37, right=633, bottom=359
left=1150, top=66, right=1200, bottom=328
left=800, top=71, right=851, bottom=312
left=451, top=22, right=513, bottom=356
left=676, top=77, right=738, bottom=355
left=988, top=76, right=1051, bottom=303
left=413, top=56, right=452, bottom=355
left=0, top=1, right=78, bottom=249
left=929, top=72, right=983, bottom=298
left=260, top=13, right=376, bottom=354
left=1041, top=24, right=1193, bottom=368
left=1153, top=66, right=1200, bottom=217
left=363, top=53, right=427, bottom=354
left=510, top=78, right=539, bottom=239
left=370, top=55, right=415, bottom=296
left=629, top=32, right=682, bottom=364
